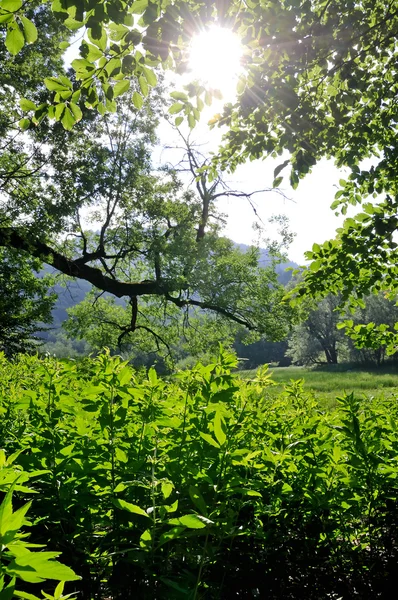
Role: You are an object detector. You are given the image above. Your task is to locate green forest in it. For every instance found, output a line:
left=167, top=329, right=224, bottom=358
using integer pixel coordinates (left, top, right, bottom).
left=1, top=0, right=398, bottom=598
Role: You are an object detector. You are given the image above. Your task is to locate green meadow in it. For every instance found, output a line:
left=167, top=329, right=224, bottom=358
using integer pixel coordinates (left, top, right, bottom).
left=240, top=365, right=398, bottom=408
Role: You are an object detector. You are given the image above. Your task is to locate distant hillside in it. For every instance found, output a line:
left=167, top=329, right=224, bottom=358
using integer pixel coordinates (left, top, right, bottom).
left=236, top=244, right=298, bottom=285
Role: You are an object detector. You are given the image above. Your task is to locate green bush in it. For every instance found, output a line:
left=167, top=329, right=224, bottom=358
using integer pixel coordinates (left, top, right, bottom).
left=0, top=350, right=397, bottom=598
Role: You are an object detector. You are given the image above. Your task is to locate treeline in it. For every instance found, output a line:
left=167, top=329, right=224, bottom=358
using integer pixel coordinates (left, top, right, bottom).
left=38, top=281, right=398, bottom=371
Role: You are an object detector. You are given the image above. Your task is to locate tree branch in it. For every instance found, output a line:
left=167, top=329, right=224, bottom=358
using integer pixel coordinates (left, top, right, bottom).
left=0, top=227, right=178, bottom=298
left=165, top=293, right=256, bottom=331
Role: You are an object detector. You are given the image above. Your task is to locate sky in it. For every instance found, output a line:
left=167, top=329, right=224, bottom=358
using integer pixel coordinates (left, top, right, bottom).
left=156, top=105, right=350, bottom=264
left=152, top=26, right=352, bottom=264
left=64, top=27, right=352, bottom=264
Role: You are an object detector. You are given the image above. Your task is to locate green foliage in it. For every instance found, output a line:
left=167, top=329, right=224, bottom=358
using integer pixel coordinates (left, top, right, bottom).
left=0, top=249, right=55, bottom=356
left=287, top=294, right=344, bottom=365
left=288, top=290, right=398, bottom=367
left=1, top=1, right=397, bottom=332
left=0, top=452, right=80, bottom=599
left=0, top=27, right=296, bottom=345
left=0, top=350, right=398, bottom=597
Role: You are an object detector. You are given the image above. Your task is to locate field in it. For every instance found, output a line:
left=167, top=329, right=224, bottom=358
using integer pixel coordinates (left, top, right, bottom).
left=240, top=364, right=398, bottom=409
left=1, top=351, right=398, bottom=599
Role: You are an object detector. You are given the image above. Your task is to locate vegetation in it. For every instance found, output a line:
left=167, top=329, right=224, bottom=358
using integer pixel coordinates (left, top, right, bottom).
left=240, top=364, right=398, bottom=409
left=287, top=292, right=398, bottom=367
left=0, top=1, right=397, bottom=344
left=0, top=3, right=298, bottom=354
left=1, top=350, right=398, bottom=599
left=1, top=2, right=398, bottom=597
left=0, top=249, right=55, bottom=356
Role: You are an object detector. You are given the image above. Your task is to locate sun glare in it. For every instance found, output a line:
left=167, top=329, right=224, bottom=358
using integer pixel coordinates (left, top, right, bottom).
left=189, top=26, right=243, bottom=100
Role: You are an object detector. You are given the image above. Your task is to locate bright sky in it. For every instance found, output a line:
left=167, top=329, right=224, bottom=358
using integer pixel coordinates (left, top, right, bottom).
left=64, top=26, right=352, bottom=264
left=156, top=105, right=349, bottom=264
left=155, top=25, right=351, bottom=264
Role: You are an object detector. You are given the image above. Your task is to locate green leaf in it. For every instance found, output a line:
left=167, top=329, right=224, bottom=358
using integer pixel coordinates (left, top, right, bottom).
left=115, top=447, right=128, bottom=463
left=168, top=514, right=211, bottom=529
left=69, top=102, right=82, bottom=122
left=274, top=159, right=289, bottom=179
left=44, top=77, right=72, bottom=92
left=139, top=76, right=148, bottom=97
left=0, top=13, right=14, bottom=23
left=54, top=102, right=66, bottom=119
left=113, top=482, right=127, bottom=493
left=20, top=16, right=37, bottom=44
left=170, top=91, right=188, bottom=102
left=142, top=66, right=157, bottom=86
left=188, top=113, right=196, bottom=129
left=161, top=481, right=173, bottom=500
left=59, top=41, right=70, bottom=50
left=88, top=26, right=107, bottom=51
left=1, top=0, right=22, bottom=11
left=0, top=481, right=15, bottom=537
left=5, top=23, right=24, bottom=55
left=158, top=526, right=185, bottom=546
left=54, top=580, right=64, bottom=599
left=0, top=578, right=15, bottom=600
left=83, top=42, right=103, bottom=61
left=175, top=116, right=183, bottom=127
left=148, top=367, right=157, bottom=385
left=112, top=498, right=149, bottom=518
left=18, top=113, right=32, bottom=128
left=169, top=102, right=184, bottom=114
left=19, top=98, right=36, bottom=111
left=199, top=432, right=220, bottom=448
left=114, top=79, right=130, bottom=98
left=7, top=553, right=80, bottom=582
left=130, top=0, right=148, bottom=14
left=61, top=106, right=76, bottom=130
left=5, top=500, right=32, bottom=536
left=213, top=411, right=226, bottom=446
left=189, top=485, right=207, bottom=515
left=309, top=259, right=322, bottom=272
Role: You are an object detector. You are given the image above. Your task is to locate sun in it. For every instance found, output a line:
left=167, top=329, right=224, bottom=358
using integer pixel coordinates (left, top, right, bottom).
left=189, top=26, right=243, bottom=100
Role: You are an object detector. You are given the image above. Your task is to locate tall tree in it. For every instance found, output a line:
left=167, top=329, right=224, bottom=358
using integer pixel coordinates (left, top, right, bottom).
left=287, top=295, right=344, bottom=366
left=2, top=0, right=397, bottom=347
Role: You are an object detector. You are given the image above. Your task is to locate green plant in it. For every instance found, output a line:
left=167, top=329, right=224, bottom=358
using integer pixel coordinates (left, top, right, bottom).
left=0, top=452, right=79, bottom=600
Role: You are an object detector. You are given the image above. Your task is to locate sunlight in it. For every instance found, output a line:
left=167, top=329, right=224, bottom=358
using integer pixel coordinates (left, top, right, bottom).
left=189, top=26, right=243, bottom=100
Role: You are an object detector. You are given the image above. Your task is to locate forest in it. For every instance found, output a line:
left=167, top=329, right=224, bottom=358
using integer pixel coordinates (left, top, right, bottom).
left=1, top=0, right=398, bottom=598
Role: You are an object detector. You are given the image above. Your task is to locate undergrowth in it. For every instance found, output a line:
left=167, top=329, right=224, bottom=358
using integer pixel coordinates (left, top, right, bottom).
left=0, top=349, right=398, bottom=598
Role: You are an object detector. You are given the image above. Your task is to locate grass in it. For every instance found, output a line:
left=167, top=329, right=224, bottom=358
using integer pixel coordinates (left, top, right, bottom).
left=239, top=364, right=398, bottom=409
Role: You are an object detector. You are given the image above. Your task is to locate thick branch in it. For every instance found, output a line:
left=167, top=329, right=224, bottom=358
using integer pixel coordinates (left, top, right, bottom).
left=0, top=227, right=177, bottom=298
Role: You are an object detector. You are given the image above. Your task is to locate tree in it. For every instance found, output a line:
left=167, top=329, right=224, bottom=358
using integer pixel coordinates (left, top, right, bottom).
left=2, top=0, right=396, bottom=347
left=287, top=292, right=398, bottom=367
left=340, top=293, right=398, bottom=366
left=0, top=1, right=300, bottom=347
left=287, top=295, right=344, bottom=366
left=0, top=249, right=55, bottom=355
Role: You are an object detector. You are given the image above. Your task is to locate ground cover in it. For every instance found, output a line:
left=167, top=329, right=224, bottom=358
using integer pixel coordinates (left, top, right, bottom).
left=240, top=365, right=398, bottom=409
left=1, top=351, right=398, bottom=599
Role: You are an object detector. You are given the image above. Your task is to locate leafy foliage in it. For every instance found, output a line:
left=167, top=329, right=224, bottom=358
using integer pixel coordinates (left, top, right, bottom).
left=0, top=350, right=398, bottom=597
left=0, top=249, right=55, bottom=356
left=0, top=7, right=297, bottom=344
left=0, top=451, right=80, bottom=599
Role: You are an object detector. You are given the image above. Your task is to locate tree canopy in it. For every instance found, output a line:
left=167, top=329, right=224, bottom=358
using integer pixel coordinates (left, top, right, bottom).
left=0, top=249, right=55, bottom=355
left=0, top=4, right=297, bottom=350
left=1, top=0, right=398, bottom=349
